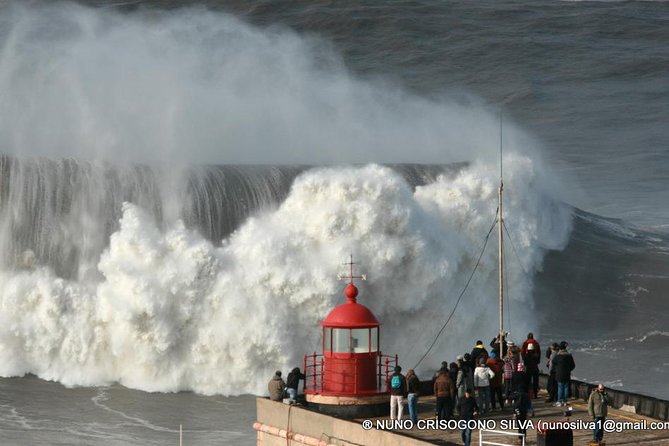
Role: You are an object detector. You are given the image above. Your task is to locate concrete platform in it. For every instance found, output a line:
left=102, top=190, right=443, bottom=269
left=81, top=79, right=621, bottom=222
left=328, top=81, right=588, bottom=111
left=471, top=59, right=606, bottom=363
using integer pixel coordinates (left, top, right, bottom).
left=357, top=390, right=669, bottom=445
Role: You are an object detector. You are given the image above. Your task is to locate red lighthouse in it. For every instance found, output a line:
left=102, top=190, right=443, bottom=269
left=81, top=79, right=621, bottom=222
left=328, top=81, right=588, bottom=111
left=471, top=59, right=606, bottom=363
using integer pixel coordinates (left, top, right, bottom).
left=304, top=256, right=398, bottom=418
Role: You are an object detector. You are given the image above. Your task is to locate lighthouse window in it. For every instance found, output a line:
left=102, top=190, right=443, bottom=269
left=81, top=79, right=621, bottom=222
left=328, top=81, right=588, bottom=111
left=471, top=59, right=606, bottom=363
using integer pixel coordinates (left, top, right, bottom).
left=324, top=328, right=331, bottom=352
left=371, top=327, right=378, bottom=352
left=331, top=328, right=350, bottom=353
left=351, top=328, right=370, bottom=353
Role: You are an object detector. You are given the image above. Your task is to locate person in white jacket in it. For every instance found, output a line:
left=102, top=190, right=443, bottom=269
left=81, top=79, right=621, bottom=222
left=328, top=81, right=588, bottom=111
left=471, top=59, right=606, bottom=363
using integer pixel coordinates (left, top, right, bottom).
left=474, top=358, right=496, bottom=414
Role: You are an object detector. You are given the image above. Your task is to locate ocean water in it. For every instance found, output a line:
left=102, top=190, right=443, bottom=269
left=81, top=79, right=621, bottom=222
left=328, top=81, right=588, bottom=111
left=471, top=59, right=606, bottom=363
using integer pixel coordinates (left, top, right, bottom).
left=0, top=0, right=667, bottom=444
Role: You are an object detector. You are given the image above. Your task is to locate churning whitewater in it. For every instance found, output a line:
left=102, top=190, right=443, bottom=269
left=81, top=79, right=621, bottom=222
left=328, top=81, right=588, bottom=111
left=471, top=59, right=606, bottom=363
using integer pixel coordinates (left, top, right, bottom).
left=0, top=160, right=571, bottom=396
left=0, top=2, right=575, bottom=396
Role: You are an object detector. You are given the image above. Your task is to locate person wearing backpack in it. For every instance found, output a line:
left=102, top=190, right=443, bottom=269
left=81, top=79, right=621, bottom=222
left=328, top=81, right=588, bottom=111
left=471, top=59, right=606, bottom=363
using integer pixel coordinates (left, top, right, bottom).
left=388, top=365, right=407, bottom=420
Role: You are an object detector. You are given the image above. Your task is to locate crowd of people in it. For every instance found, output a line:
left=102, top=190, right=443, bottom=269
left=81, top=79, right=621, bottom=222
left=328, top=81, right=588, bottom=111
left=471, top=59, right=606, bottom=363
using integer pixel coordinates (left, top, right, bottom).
left=389, top=333, right=564, bottom=445
left=387, top=333, right=611, bottom=445
left=268, top=333, right=610, bottom=445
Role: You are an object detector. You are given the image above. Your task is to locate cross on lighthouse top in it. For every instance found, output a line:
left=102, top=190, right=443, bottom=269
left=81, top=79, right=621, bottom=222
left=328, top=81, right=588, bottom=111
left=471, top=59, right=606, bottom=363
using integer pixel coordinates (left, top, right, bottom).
left=337, top=254, right=367, bottom=303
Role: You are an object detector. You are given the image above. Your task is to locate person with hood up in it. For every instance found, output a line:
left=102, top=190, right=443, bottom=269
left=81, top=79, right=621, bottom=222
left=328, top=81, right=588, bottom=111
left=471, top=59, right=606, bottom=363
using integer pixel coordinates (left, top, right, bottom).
left=286, top=367, right=306, bottom=401
left=268, top=370, right=286, bottom=401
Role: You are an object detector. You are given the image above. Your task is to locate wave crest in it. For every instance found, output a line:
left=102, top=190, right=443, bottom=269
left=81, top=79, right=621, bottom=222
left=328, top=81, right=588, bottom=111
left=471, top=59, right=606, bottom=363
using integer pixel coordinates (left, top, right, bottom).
left=0, top=161, right=571, bottom=395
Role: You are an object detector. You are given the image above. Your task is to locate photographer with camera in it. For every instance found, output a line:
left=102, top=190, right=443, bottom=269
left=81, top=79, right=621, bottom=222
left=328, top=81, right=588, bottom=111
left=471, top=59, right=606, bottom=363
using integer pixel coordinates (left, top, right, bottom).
left=587, top=383, right=610, bottom=444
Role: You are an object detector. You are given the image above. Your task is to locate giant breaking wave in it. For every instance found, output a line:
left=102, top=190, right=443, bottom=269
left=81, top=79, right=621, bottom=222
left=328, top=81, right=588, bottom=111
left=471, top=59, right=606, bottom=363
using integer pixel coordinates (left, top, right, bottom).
left=0, top=2, right=573, bottom=395
left=0, top=161, right=572, bottom=395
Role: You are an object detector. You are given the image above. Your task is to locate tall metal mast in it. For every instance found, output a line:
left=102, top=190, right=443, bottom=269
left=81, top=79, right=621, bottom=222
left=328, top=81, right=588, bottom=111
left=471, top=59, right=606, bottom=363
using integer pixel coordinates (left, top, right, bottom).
left=498, top=112, right=505, bottom=359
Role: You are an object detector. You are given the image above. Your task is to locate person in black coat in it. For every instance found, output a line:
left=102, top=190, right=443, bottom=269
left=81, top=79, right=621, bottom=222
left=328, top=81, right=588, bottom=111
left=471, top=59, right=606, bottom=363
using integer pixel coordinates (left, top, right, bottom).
left=459, top=390, right=479, bottom=446
left=286, top=367, right=306, bottom=401
left=552, top=342, right=576, bottom=406
left=514, top=390, right=530, bottom=439
left=490, top=334, right=508, bottom=358
left=471, top=340, right=488, bottom=366
left=524, top=345, right=540, bottom=398
left=448, top=362, right=459, bottom=416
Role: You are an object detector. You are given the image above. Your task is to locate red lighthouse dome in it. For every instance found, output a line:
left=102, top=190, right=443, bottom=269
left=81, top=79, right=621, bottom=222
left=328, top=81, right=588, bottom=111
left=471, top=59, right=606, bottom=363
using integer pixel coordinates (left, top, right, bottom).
left=321, top=283, right=380, bottom=328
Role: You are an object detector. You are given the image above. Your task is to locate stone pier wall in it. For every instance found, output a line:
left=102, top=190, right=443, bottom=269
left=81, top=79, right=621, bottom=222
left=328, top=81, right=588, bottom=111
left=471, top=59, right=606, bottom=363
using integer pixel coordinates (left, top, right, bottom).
left=539, top=374, right=669, bottom=420
left=254, top=398, right=434, bottom=446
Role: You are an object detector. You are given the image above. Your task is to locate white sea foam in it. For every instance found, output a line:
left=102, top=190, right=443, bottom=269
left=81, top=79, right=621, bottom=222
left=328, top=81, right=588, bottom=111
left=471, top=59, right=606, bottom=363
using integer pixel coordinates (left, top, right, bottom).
left=636, top=331, right=669, bottom=343
left=0, top=161, right=572, bottom=395
left=0, top=1, right=574, bottom=396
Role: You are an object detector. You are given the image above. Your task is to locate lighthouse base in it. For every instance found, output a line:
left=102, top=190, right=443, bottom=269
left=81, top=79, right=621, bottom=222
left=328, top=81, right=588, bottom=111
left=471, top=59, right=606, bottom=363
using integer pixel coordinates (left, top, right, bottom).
left=305, top=393, right=389, bottom=419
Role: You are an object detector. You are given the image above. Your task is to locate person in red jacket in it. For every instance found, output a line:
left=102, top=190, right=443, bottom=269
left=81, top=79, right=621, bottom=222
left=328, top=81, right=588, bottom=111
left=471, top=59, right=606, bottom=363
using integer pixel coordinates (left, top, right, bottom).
left=521, top=333, right=541, bottom=361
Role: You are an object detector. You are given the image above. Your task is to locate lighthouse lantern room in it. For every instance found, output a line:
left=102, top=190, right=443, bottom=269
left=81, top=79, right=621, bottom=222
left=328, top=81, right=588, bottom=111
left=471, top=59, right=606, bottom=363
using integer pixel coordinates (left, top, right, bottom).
left=303, top=256, right=398, bottom=418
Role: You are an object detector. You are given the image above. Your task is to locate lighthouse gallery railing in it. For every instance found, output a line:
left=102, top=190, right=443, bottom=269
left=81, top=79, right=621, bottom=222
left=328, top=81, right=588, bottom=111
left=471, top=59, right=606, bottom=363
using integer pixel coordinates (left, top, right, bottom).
left=303, top=352, right=398, bottom=395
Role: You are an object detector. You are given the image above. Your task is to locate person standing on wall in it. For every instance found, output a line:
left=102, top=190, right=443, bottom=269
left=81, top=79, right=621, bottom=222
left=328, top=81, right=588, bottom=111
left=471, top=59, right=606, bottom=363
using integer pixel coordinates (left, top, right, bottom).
left=588, top=384, right=610, bottom=444
left=389, top=365, right=407, bottom=420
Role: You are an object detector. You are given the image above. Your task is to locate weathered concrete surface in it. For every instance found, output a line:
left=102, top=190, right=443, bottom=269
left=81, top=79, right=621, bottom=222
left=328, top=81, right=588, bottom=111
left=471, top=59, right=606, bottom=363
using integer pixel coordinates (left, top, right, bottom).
left=358, top=390, right=669, bottom=445
left=256, top=386, right=669, bottom=445
left=255, top=397, right=435, bottom=446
